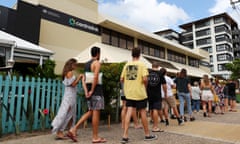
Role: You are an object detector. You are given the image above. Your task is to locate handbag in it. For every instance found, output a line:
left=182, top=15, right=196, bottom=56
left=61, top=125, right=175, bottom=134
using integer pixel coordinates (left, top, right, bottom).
left=85, top=72, right=103, bottom=85
left=213, top=94, right=219, bottom=102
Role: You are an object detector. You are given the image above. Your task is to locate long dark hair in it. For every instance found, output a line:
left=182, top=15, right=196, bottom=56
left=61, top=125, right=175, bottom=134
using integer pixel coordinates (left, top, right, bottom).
left=179, top=68, right=187, bottom=78
left=62, top=58, right=77, bottom=79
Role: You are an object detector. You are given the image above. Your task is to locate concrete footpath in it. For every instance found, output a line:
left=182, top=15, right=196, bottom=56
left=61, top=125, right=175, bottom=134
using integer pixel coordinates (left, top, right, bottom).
left=1, top=110, right=240, bottom=144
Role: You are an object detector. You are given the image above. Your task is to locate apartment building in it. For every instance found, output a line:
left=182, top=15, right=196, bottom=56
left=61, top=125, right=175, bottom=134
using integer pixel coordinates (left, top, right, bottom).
left=180, top=13, right=240, bottom=79
left=0, top=0, right=210, bottom=79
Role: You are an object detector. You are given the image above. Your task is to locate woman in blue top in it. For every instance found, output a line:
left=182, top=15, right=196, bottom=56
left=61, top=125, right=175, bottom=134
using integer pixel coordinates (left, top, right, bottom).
left=175, top=68, right=195, bottom=121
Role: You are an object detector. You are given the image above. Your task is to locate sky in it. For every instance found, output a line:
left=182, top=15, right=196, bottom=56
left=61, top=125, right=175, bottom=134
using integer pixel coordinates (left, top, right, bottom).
left=1, top=0, right=240, bottom=32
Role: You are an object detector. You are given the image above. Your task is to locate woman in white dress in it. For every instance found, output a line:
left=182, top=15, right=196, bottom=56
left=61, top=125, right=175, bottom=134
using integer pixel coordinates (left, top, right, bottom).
left=51, top=58, right=87, bottom=139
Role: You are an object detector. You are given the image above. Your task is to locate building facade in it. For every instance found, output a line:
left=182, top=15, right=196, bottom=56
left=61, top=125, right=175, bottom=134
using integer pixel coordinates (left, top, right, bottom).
left=180, top=13, right=240, bottom=79
left=0, top=0, right=210, bottom=78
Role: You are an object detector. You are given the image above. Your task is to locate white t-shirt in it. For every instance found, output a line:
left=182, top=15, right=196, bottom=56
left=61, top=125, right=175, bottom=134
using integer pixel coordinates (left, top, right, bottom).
left=161, top=75, right=174, bottom=98
left=191, top=86, right=201, bottom=100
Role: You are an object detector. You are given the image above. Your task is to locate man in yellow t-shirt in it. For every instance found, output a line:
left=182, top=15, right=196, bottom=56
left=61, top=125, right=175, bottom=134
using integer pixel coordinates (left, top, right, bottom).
left=120, top=47, right=157, bottom=143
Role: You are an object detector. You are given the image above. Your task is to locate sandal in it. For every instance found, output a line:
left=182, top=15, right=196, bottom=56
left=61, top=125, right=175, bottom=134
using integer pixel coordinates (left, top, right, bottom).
left=92, top=137, right=107, bottom=143
left=66, top=131, right=78, bottom=142
left=55, top=136, right=68, bottom=140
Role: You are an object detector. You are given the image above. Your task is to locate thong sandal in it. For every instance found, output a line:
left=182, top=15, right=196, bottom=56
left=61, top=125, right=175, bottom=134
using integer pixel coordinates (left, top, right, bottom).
left=92, top=137, right=107, bottom=143
left=66, top=131, right=78, bottom=142
left=55, top=136, right=68, bottom=140
left=152, top=128, right=164, bottom=132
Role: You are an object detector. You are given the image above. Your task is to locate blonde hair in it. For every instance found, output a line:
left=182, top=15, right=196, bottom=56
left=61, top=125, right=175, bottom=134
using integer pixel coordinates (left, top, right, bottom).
left=202, top=74, right=210, bottom=85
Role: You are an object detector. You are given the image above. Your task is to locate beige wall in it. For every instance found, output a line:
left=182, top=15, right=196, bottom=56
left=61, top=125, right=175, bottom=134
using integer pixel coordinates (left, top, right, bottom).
left=34, top=0, right=100, bottom=74
left=39, top=19, right=100, bottom=74
left=39, top=0, right=98, bottom=23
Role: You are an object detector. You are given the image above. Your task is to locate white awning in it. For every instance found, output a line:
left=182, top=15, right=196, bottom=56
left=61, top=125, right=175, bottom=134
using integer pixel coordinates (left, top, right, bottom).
left=75, top=42, right=152, bottom=68
left=0, top=30, right=53, bottom=55
left=170, top=62, right=211, bottom=78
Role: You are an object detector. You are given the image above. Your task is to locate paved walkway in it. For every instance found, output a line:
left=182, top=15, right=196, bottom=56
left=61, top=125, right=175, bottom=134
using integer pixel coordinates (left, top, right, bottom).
left=1, top=110, right=240, bottom=144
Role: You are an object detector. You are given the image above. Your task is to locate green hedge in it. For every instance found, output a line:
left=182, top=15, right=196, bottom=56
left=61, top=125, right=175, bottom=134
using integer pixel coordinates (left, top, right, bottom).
left=237, top=94, right=240, bottom=103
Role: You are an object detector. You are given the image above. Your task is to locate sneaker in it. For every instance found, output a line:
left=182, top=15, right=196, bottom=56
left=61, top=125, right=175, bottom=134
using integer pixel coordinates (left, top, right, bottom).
left=203, top=112, right=207, bottom=117
left=165, top=119, right=169, bottom=126
left=144, top=135, right=158, bottom=141
left=190, top=117, right=195, bottom=121
left=160, top=120, right=165, bottom=123
left=121, top=138, right=129, bottom=143
left=184, top=116, right=187, bottom=122
left=177, top=118, right=184, bottom=125
left=170, top=115, right=177, bottom=119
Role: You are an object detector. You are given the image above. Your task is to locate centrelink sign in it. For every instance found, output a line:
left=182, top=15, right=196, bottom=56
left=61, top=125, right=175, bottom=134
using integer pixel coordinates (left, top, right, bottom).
left=40, top=6, right=100, bottom=35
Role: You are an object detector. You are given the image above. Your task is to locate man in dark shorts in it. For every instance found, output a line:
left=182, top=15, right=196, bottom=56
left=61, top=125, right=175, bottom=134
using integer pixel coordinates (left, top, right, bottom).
left=120, top=47, right=157, bottom=143
left=147, top=63, right=166, bottom=132
left=69, top=47, right=106, bottom=143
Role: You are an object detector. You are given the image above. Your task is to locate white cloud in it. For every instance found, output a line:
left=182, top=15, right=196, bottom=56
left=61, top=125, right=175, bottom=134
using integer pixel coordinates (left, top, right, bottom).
left=99, top=0, right=189, bottom=32
left=209, top=0, right=230, bottom=14
left=209, top=0, right=240, bottom=26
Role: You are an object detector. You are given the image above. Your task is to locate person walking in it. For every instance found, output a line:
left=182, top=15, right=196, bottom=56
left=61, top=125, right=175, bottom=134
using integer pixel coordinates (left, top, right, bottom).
left=213, top=79, right=224, bottom=114
left=175, top=68, right=195, bottom=122
left=120, top=83, right=142, bottom=129
left=51, top=58, right=87, bottom=140
left=147, top=63, right=166, bottom=132
left=227, top=79, right=237, bottom=112
left=120, top=47, right=157, bottom=143
left=68, top=47, right=106, bottom=143
left=191, top=81, right=201, bottom=113
left=200, top=74, right=215, bottom=117
left=160, top=68, right=184, bottom=126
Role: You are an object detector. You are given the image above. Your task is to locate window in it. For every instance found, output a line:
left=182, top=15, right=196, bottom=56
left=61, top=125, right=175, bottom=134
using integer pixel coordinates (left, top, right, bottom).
left=217, top=54, right=232, bottom=61
left=210, top=65, right=214, bottom=72
left=138, top=40, right=165, bottom=59
left=216, top=44, right=230, bottom=52
left=188, top=57, right=199, bottom=67
left=195, top=20, right=210, bottom=28
left=101, top=28, right=134, bottom=49
left=218, top=64, right=227, bottom=71
left=210, top=55, right=213, bottom=63
left=215, top=34, right=230, bottom=42
left=181, top=34, right=193, bottom=42
left=195, top=28, right=211, bottom=37
left=102, top=29, right=110, bottom=44
left=167, top=49, right=186, bottom=64
left=119, top=34, right=127, bottom=49
left=111, top=31, right=118, bottom=47
left=126, top=37, right=134, bottom=50
left=214, top=17, right=225, bottom=24
left=201, top=46, right=212, bottom=53
left=196, top=38, right=211, bottom=46
left=215, top=25, right=228, bottom=33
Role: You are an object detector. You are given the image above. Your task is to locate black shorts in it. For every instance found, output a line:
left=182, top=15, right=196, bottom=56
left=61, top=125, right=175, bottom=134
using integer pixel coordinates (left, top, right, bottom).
left=228, top=95, right=236, bottom=100
left=126, top=99, right=147, bottom=110
left=121, top=96, right=127, bottom=101
left=148, top=100, right=161, bottom=110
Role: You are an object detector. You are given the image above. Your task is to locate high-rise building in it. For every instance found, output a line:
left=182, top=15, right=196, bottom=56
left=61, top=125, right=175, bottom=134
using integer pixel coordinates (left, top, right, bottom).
left=179, top=13, right=239, bottom=79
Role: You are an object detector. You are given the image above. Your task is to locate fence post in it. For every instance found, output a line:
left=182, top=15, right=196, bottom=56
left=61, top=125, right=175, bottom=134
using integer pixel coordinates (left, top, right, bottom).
left=21, top=77, right=30, bottom=131
left=2, top=76, right=10, bottom=133
left=15, top=76, right=23, bottom=134
left=45, top=78, right=51, bottom=128
left=34, top=77, right=41, bottom=129
left=8, top=76, right=17, bottom=133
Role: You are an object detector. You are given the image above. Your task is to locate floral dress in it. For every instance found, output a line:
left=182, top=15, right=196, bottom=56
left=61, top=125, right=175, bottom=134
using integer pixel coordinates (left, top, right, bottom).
left=214, top=84, right=224, bottom=106
left=51, top=75, right=77, bottom=133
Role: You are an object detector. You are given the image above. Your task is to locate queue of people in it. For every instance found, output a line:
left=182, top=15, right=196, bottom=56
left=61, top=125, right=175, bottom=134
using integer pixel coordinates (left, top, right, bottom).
left=51, top=46, right=238, bottom=143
